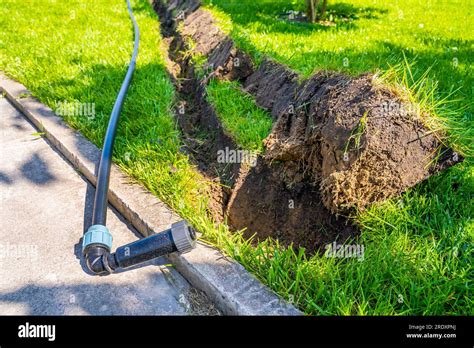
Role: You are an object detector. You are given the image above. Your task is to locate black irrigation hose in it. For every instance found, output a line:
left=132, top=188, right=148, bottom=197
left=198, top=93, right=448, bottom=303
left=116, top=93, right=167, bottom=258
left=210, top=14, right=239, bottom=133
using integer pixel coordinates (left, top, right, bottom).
left=92, top=0, right=139, bottom=227
left=81, top=0, right=196, bottom=275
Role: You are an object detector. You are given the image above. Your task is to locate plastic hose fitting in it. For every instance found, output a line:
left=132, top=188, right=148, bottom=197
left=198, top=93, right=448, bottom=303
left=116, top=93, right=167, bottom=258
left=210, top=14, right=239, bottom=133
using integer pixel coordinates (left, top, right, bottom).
left=83, top=221, right=196, bottom=275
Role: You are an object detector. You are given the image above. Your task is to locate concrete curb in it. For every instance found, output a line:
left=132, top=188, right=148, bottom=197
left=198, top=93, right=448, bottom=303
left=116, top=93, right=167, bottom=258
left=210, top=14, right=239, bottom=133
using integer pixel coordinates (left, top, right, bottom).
left=0, top=73, right=302, bottom=316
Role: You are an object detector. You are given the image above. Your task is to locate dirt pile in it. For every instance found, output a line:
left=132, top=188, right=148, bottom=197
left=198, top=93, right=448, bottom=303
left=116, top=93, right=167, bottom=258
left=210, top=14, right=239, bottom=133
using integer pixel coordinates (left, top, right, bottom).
left=255, top=67, right=460, bottom=213
left=154, top=0, right=461, bottom=251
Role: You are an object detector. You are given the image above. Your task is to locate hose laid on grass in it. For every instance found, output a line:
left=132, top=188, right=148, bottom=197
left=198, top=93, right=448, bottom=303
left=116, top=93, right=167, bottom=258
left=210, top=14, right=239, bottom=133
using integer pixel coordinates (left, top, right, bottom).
left=92, top=0, right=140, bottom=227
left=81, top=0, right=195, bottom=275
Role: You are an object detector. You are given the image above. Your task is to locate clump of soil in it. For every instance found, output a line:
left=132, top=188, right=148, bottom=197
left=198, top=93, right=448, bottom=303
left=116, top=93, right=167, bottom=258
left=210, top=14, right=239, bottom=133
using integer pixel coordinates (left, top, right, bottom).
left=154, top=0, right=462, bottom=252
left=257, top=67, right=462, bottom=214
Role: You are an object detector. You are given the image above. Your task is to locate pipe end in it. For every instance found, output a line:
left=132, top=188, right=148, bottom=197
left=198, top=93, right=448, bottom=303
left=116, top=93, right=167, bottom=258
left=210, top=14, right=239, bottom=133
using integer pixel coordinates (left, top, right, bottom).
left=170, top=220, right=196, bottom=254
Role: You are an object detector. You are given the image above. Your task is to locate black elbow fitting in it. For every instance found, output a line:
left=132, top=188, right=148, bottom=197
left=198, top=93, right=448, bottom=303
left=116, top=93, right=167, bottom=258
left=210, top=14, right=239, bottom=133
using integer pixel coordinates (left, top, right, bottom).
left=83, top=245, right=114, bottom=275
left=82, top=221, right=196, bottom=275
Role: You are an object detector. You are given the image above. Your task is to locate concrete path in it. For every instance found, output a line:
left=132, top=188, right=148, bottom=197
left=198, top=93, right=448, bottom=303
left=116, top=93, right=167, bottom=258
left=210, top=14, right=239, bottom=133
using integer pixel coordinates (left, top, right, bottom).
left=0, top=96, right=218, bottom=315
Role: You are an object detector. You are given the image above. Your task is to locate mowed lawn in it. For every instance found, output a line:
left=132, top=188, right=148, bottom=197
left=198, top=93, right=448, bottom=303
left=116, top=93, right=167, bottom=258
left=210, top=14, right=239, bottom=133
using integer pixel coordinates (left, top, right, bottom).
left=204, top=0, right=473, bottom=155
left=201, top=0, right=473, bottom=314
left=203, top=0, right=472, bottom=90
left=0, top=0, right=472, bottom=315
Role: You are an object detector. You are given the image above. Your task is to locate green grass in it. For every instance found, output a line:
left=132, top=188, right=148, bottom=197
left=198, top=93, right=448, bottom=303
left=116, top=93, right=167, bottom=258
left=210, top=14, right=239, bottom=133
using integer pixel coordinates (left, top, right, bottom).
left=206, top=79, right=272, bottom=152
left=228, top=163, right=473, bottom=315
left=0, top=0, right=216, bottom=217
left=204, top=0, right=472, bottom=80
left=376, top=56, right=472, bottom=157
left=0, top=0, right=472, bottom=315
left=198, top=0, right=474, bottom=314
left=189, top=42, right=272, bottom=153
left=204, top=0, right=473, bottom=158
left=0, top=0, right=216, bottom=262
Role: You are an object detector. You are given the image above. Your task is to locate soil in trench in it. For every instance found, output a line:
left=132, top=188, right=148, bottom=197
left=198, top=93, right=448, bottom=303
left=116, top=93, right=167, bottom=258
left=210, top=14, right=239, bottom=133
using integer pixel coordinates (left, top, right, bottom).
left=154, top=0, right=462, bottom=253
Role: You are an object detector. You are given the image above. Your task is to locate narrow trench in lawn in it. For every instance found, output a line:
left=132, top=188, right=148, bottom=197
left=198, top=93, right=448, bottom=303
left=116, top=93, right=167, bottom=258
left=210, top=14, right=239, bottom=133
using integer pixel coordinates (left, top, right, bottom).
left=155, top=1, right=358, bottom=254
left=153, top=0, right=462, bottom=254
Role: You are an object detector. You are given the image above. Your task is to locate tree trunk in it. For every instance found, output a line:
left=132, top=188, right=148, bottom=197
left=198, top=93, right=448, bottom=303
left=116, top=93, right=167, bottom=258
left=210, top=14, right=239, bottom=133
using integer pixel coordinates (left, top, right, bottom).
left=306, top=0, right=328, bottom=23
left=320, top=0, right=328, bottom=19
left=306, top=0, right=320, bottom=23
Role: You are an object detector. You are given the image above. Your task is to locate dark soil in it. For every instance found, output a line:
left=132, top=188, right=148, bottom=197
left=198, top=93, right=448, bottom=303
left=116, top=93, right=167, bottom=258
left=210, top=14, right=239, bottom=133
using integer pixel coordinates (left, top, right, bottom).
left=174, top=77, right=240, bottom=222
left=153, top=0, right=462, bottom=253
left=227, top=158, right=355, bottom=251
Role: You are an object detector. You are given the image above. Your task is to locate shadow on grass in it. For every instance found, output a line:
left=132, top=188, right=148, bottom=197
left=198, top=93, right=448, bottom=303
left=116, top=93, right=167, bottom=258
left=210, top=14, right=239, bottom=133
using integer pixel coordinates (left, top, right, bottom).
left=205, top=0, right=388, bottom=34
left=205, top=0, right=472, bottom=135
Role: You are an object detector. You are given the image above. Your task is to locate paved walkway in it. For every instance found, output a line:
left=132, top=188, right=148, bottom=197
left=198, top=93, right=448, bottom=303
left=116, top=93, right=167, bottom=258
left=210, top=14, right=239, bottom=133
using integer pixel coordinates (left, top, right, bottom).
left=0, top=96, right=217, bottom=315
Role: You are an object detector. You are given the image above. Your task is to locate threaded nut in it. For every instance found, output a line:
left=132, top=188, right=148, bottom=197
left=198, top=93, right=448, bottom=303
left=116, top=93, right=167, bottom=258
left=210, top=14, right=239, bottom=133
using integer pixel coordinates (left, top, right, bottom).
left=170, top=220, right=196, bottom=254
left=82, top=224, right=113, bottom=253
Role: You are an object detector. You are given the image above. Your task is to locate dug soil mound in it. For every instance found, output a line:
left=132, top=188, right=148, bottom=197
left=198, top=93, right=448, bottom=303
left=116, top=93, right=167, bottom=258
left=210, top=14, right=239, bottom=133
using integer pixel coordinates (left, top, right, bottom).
left=154, top=0, right=462, bottom=252
left=252, top=65, right=461, bottom=213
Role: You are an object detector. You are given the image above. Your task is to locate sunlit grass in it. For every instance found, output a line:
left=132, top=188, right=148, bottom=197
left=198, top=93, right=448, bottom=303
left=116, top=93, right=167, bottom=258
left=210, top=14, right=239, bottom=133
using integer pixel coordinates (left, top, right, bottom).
left=0, top=0, right=472, bottom=315
left=206, top=79, right=272, bottom=152
left=204, top=0, right=473, bottom=158
left=199, top=0, right=473, bottom=315
left=372, top=55, right=472, bottom=160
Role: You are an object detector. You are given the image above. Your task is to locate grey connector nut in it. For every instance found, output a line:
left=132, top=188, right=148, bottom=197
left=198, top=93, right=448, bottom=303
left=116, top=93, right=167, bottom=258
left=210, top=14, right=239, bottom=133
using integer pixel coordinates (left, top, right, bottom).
left=170, top=220, right=196, bottom=254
